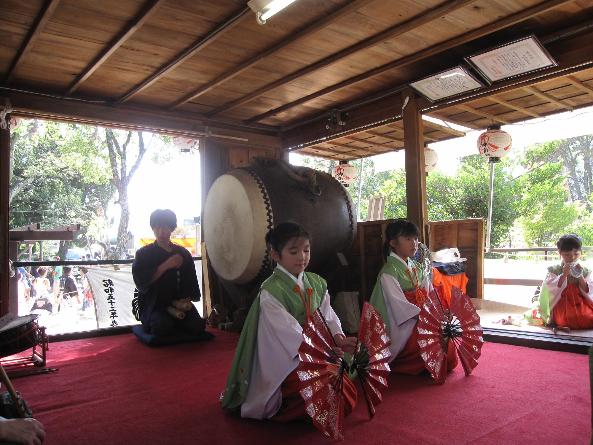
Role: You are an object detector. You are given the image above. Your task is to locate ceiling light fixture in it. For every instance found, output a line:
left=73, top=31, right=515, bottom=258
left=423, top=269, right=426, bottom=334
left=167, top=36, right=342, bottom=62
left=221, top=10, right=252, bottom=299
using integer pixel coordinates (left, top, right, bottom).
left=248, top=0, right=298, bottom=25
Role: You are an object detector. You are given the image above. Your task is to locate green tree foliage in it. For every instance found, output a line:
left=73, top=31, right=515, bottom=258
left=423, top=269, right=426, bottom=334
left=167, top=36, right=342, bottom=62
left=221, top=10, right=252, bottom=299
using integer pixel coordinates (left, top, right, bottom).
left=378, top=169, right=407, bottom=219
left=9, top=120, right=113, bottom=255
left=515, top=142, right=580, bottom=246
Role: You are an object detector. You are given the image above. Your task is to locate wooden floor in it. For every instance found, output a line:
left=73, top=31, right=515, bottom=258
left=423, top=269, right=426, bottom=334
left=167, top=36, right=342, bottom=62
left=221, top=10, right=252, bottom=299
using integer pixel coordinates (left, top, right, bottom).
left=473, top=298, right=593, bottom=341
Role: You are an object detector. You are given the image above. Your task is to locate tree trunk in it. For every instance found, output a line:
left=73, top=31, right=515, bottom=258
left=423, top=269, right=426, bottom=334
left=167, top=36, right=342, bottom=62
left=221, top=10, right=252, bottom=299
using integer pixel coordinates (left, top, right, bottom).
left=115, top=186, right=129, bottom=259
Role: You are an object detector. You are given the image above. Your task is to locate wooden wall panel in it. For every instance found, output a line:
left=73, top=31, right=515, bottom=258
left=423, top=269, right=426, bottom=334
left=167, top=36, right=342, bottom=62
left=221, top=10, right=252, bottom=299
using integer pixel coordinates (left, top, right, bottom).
left=352, top=218, right=485, bottom=308
left=428, top=218, right=484, bottom=299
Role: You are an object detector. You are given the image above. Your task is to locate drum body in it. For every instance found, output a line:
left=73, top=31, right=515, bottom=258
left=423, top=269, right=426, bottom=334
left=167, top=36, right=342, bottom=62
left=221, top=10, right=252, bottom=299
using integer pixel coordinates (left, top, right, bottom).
left=0, top=315, right=42, bottom=358
left=203, top=160, right=356, bottom=284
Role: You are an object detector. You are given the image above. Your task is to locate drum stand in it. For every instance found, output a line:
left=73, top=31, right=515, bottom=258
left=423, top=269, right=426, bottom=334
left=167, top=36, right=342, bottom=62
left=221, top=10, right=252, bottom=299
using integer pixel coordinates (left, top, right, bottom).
left=1, top=325, right=51, bottom=378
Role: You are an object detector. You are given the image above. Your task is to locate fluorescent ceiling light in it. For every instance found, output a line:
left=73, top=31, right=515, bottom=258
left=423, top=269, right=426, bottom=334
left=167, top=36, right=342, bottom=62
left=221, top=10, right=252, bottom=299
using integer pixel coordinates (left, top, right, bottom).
left=410, top=66, right=483, bottom=102
left=248, top=0, right=298, bottom=24
left=466, top=35, right=557, bottom=83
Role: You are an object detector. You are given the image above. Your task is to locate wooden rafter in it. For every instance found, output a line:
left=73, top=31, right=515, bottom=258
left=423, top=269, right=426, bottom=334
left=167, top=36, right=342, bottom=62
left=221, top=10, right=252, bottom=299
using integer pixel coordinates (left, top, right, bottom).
left=457, top=104, right=510, bottom=125
left=170, top=0, right=374, bottom=109
left=300, top=145, right=352, bottom=158
left=524, top=85, right=574, bottom=111
left=565, top=75, right=593, bottom=96
left=67, top=0, right=165, bottom=95
left=118, top=6, right=250, bottom=103
left=325, top=141, right=376, bottom=156
left=4, top=0, right=61, bottom=83
left=209, top=0, right=476, bottom=116
left=247, top=0, right=573, bottom=123
left=343, top=135, right=397, bottom=151
left=489, top=96, right=541, bottom=118
left=427, top=113, right=481, bottom=130
left=422, top=119, right=465, bottom=137
left=365, top=130, right=404, bottom=144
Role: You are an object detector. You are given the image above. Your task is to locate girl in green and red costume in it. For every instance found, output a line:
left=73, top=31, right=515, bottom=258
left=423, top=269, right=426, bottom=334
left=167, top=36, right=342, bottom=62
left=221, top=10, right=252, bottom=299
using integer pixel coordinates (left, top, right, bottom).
left=369, top=219, right=457, bottom=375
left=528, top=234, right=593, bottom=330
left=221, top=222, right=357, bottom=420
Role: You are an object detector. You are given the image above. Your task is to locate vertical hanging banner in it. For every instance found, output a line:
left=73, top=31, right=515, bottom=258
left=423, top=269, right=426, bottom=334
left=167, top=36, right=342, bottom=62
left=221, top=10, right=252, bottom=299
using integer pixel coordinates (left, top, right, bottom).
left=85, top=267, right=139, bottom=328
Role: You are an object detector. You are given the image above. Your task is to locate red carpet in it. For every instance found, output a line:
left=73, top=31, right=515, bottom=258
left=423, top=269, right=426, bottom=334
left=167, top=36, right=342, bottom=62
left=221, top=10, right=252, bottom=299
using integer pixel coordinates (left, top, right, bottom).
left=8, top=330, right=591, bottom=445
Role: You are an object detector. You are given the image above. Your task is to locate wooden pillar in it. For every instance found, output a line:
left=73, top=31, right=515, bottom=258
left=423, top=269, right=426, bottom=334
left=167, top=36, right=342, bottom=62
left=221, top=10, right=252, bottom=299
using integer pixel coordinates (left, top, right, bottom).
left=9, top=242, right=18, bottom=315
left=199, top=138, right=230, bottom=317
left=0, top=107, right=10, bottom=316
left=402, top=88, right=428, bottom=243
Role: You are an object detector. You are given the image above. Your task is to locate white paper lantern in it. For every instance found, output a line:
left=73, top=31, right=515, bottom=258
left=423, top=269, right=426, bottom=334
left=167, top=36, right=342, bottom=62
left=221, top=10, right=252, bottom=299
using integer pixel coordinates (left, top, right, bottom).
left=477, top=128, right=512, bottom=159
left=332, top=163, right=357, bottom=186
left=171, top=135, right=198, bottom=152
left=424, top=147, right=438, bottom=172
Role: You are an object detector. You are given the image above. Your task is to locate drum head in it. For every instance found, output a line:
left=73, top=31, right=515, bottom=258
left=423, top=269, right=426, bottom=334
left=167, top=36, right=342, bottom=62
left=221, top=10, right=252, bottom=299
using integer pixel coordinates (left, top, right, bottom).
left=203, top=169, right=271, bottom=283
left=0, top=314, right=38, bottom=334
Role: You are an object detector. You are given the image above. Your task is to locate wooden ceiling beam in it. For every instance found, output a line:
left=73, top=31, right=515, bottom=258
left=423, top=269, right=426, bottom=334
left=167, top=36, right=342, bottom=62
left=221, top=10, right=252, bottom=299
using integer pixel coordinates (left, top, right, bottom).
left=118, top=6, right=250, bottom=103
left=250, top=0, right=573, bottom=123
left=343, top=135, right=398, bottom=151
left=457, top=104, right=511, bottom=124
left=170, top=0, right=374, bottom=109
left=425, top=113, right=484, bottom=130
left=4, top=0, right=61, bottom=84
left=422, top=119, right=466, bottom=137
left=2, top=90, right=280, bottom=149
left=325, top=141, right=376, bottom=156
left=67, top=0, right=165, bottom=95
left=283, top=25, right=593, bottom=150
left=488, top=96, right=541, bottom=118
left=365, top=130, right=403, bottom=143
left=566, top=75, right=593, bottom=96
left=298, top=146, right=353, bottom=158
left=209, top=0, right=476, bottom=116
left=524, top=85, right=574, bottom=111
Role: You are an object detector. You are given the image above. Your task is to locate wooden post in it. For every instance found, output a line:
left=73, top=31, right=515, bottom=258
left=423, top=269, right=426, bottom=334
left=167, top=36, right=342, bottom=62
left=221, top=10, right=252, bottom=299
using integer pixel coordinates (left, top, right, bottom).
left=9, top=242, right=18, bottom=315
left=402, top=88, right=428, bottom=243
left=0, top=106, right=10, bottom=316
left=200, top=138, right=230, bottom=316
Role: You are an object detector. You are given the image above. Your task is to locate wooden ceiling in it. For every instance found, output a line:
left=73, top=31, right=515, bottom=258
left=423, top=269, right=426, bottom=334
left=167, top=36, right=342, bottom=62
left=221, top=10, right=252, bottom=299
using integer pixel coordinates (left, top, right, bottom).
left=1, top=0, right=593, bottom=159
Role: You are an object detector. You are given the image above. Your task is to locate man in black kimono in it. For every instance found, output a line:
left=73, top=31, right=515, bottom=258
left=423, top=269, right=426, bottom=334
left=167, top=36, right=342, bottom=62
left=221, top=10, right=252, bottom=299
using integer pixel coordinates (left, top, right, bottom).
left=132, top=209, right=206, bottom=337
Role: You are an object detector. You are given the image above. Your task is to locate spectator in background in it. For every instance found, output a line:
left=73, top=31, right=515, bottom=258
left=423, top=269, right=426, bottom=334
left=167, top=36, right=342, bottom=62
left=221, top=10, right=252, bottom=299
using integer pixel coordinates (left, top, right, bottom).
left=30, top=267, right=53, bottom=314
left=50, top=256, right=62, bottom=293
left=31, top=268, right=51, bottom=300
left=61, top=267, right=81, bottom=305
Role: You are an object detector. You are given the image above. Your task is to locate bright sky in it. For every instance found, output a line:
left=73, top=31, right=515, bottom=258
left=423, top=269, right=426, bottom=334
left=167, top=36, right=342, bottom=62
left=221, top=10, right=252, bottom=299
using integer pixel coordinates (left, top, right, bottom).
left=116, top=104, right=593, bottom=243
left=372, top=104, right=593, bottom=174
left=122, top=150, right=201, bottom=242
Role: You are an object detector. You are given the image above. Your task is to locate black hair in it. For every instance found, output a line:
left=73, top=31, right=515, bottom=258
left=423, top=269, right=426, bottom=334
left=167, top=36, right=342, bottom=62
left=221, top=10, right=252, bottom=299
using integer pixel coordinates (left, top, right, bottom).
left=557, top=234, right=582, bottom=252
left=265, top=222, right=310, bottom=254
left=63, top=266, right=72, bottom=275
left=383, top=218, right=420, bottom=259
left=150, top=209, right=177, bottom=230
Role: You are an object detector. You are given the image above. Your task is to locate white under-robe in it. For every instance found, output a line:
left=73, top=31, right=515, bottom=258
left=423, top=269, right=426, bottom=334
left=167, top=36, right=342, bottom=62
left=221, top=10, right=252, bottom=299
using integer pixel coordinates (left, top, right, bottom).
left=240, top=266, right=344, bottom=419
left=379, top=253, right=430, bottom=362
left=543, top=269, right=593, bottom=311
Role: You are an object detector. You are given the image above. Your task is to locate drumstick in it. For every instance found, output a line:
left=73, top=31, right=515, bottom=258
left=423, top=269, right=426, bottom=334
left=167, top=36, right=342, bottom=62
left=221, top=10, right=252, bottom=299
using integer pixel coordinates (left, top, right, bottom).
left=0, top=364, right=27, bottom=418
